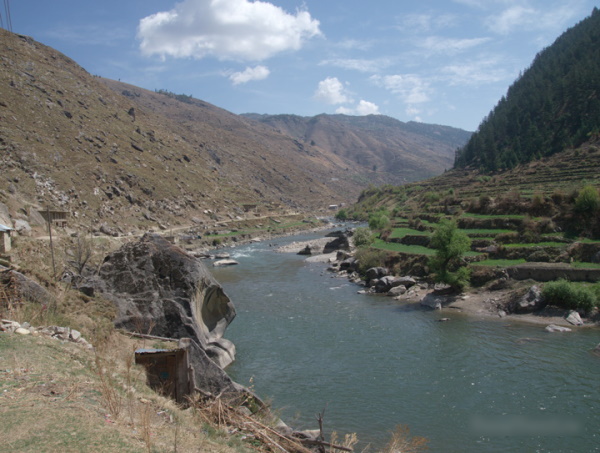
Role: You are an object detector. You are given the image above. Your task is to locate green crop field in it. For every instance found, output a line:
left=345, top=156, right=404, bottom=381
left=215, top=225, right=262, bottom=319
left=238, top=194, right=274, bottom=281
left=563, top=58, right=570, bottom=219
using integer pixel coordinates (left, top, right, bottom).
left=389, top=227, right=431, bottom=239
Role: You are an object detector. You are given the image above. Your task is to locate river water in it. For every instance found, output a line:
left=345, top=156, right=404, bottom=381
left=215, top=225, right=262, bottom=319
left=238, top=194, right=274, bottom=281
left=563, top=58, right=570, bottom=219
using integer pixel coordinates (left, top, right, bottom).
left=209, top=231, right=600, bottom=452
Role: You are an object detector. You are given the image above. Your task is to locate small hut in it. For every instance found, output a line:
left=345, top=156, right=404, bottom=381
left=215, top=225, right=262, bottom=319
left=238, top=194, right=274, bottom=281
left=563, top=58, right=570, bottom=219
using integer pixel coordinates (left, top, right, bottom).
left=134, top=340, right=195, bottom=404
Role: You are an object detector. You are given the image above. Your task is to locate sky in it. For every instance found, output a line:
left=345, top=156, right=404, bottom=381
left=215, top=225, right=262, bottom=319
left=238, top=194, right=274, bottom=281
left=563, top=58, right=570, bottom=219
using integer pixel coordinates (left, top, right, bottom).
left=4, top=0, right=598, bottom=131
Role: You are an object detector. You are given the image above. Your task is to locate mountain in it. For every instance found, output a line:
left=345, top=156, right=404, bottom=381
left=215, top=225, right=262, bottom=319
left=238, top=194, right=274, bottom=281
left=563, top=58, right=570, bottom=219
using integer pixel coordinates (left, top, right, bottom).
left=243, top=113, right=470, bottom=183
left=455, top=7, right=600, bottom=171
left=0, top=28, right=468, bottom=234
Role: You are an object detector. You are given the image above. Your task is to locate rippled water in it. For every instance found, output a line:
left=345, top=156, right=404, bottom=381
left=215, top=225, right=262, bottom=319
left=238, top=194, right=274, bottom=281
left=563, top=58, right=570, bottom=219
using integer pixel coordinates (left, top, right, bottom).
left=210, top=232, right=600, bottom=452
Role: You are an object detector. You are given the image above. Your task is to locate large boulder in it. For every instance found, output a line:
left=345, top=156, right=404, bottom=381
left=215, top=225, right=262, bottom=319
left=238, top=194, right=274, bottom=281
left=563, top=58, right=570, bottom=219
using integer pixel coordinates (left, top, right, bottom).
left=323, top=230, right=351, bottom=254
left=365, top=267, right=388, bottom=286
left=80, top=234, right=238, bottom=393
left=516, top=285, right=545, bottom=313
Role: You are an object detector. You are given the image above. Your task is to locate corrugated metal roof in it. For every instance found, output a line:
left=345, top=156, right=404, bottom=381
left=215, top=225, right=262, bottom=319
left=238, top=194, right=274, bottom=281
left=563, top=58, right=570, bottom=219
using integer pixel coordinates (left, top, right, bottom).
left=135, top=348, right=181, bottom=354
left=0, top=224, right=13, bottom=232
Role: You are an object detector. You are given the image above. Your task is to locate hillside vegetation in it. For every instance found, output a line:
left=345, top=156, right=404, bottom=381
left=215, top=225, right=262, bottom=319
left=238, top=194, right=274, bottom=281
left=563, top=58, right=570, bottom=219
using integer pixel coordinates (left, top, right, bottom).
left=455, top=7, right=600, bottom=171
left=342, top=9, right=600, bottom=305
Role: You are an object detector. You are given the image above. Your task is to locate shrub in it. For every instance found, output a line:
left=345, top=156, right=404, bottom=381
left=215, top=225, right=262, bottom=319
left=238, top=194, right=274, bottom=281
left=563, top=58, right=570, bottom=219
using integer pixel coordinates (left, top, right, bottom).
left=423, top=191, right=440, bottom=203
left=369, top=211, right=391, bottom=231
left=335, top=208, right=348, bottom=221
left=575, top=185, right=600, bottom=212
left=541, top=279, right=598, bottom=315
left=353, top=227, right=374, bottom=248
left=355, top=248, right=388, bottom=275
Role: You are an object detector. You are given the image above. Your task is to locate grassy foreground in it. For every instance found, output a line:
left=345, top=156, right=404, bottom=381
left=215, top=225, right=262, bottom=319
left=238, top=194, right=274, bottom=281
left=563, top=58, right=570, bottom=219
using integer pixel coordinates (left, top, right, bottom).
left=0, top=331, right=245, bottom=453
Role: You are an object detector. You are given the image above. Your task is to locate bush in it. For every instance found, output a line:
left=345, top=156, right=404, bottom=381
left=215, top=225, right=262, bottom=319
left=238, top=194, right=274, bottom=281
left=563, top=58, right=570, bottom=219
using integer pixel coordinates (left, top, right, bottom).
left=575, top=185, right=600, bottom=212
left=541, top=279, right=598, bottom=315
left=368, top=210, right=391, bottom=231
left=353, top=227, right=374, bottom=248
left=335, top=208, right=348, bottom=221
left=355, top=248, right=388, bottom=275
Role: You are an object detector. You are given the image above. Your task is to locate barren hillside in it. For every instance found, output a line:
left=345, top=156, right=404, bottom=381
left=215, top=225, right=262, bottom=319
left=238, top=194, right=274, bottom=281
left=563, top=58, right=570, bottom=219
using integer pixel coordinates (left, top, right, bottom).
left=0, top=29, right=468, bottom=235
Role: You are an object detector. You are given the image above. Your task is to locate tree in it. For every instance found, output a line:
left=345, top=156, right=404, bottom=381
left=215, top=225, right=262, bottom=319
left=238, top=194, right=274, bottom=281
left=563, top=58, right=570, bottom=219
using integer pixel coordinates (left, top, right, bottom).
left=368, top=209, right=391, bottom=231
left=428, top=219, right=472, bottom=291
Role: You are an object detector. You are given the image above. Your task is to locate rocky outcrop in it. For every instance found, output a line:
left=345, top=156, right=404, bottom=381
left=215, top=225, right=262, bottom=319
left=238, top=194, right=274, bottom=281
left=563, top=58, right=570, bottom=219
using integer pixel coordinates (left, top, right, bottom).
left=79, top=234, right=238, bottom=393
left=322, top=230, right=351, bottom=254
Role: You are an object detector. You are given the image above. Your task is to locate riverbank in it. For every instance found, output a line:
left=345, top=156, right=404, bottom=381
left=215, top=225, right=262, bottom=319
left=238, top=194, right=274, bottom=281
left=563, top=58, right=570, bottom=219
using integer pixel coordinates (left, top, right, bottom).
left=274, top=236, right=599, bottom=329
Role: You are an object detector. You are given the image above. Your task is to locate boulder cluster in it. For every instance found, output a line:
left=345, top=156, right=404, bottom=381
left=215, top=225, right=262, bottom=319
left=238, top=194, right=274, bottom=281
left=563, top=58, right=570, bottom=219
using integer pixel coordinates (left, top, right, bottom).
left=1, top=319, right=93, bottom=349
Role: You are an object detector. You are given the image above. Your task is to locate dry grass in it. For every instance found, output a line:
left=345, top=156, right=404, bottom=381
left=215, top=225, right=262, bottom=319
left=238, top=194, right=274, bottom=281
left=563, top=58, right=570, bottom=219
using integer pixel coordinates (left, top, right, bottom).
left=0, top=331, right=251, bottom=452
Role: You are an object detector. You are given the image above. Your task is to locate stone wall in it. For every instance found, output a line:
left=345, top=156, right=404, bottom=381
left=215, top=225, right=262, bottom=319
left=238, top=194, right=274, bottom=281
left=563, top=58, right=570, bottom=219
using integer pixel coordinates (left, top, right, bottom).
left=507, top=264, right=600, bottom=282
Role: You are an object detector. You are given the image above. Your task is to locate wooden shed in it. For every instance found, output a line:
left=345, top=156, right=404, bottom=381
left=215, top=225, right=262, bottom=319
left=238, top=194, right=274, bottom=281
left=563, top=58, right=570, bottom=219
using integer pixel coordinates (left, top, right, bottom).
left=38, top=209, right=69, bottom=227
left=135, top=342, right=194, bottom=404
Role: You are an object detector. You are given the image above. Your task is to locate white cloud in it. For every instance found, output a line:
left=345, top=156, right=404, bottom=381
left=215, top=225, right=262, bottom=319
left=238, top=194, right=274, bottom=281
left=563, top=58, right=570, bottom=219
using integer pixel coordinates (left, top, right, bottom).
left=418, top=36, right=491, bottom=55
left=371, top=74, right=431, bottom=105
left=137, top=0, right=321, bottom=61
left=336, top=100, right=380, bottom=116
left=486, top=5, right=537, bottom=34
left=441, top=56, right=513, bottom=85
left=319, top=58, right=391, bottom=73
left=398, top=13, right=458, bottom=32
left=314, top=77, right=352, bottom=105
left=485, top=2, right=583, bottom=35
left=336, top=39, right=374, bottom=51
left=229, top=65, right=270, bottom=85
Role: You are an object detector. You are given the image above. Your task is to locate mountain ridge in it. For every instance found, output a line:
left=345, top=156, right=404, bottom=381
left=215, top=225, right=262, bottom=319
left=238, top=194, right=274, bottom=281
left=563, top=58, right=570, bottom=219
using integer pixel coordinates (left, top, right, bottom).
left=242, top=113, right=471, bottom=182
left=0, top=28, right=469, bottom=235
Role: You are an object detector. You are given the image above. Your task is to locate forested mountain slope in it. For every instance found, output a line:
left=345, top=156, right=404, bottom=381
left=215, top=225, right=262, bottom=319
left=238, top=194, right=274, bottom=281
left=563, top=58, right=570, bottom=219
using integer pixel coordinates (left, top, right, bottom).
left=455, top=7, right=600, bottom=171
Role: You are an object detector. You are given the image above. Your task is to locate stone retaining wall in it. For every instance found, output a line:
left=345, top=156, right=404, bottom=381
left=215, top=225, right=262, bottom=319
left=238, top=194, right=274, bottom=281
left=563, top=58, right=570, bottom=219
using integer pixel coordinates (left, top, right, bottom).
left=507, top=264, right=600, bottom=282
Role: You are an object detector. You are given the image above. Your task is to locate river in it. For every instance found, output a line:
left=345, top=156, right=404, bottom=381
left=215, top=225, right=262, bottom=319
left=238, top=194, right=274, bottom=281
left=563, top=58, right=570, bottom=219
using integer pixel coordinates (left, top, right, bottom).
left=209, top=231, right=600, bottom=452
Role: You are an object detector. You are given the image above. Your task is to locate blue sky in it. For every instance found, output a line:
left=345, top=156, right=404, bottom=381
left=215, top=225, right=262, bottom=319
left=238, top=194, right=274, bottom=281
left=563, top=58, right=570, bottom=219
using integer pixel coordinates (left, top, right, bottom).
left=5, top=0, right=598, bottom=131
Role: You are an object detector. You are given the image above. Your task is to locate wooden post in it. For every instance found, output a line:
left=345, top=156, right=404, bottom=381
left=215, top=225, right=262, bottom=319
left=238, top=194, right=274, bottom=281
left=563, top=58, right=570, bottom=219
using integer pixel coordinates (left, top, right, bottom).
left=47, top=207, right=56, bottom=282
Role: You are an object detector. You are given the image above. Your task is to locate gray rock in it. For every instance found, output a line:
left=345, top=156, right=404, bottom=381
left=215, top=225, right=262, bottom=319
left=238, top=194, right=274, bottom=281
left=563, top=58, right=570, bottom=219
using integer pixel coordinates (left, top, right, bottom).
left=15, top=327, right=30, bottom=335
left=545, top=324, right=572, bottom=333
left=565, top=310, right=583, bottom=326
left=215, top=253, right=230, bottom=259
left=365, top=267, right=388, bottom=285
left=213, top=259, right=239, bottom=267
left=388, top=285, right=407, bottom=297
left=13, top=219, right=32, bottom=236
left=517, top=286, right=544, bottom=312
left=1, top=270, right=55, bottom=308
left=70, top=329, right=82, bottom=341
left=79, top=234, right=238, bottom=395
left=375, top=276, right=397, bottom=293
left=99, top=223, right=119, bottom=237
left=322, top=231, right=351, bottom=254
left=297, top=245, right=313, bottom=255
left=395, top=276, right=417, bottom=288
left=421, top=293, right=443, bottom=310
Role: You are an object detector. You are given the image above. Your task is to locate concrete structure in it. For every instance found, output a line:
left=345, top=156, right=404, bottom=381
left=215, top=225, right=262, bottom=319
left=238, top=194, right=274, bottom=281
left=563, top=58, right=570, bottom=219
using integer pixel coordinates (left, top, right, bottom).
left=0, top=224, right=12, bottom=253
